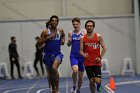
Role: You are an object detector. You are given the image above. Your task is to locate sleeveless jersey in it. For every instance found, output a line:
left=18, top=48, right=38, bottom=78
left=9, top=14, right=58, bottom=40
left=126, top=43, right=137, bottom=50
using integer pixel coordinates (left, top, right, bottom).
left=70, top=30, right=83, bottom=57
left=44, top=28, right=61, bottom=55
left=83, top=32, right=101, bottom=66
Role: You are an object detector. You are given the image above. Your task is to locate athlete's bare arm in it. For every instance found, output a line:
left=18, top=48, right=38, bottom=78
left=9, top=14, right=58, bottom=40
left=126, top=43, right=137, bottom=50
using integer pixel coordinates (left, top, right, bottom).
left=37, top=29, right=55, bottom=47
left=38, top=43, right=45, bottom=49
left=67, top=31, right=72, bottom=46
left=79, top=36, right=88, bottom=58
left=59, top=28, right=65, bottom=45
left=37, top=30, right=48, bottom=47
left=79, top=36, right=84, bottom=56
left=98, top=34, right=106, bottom=58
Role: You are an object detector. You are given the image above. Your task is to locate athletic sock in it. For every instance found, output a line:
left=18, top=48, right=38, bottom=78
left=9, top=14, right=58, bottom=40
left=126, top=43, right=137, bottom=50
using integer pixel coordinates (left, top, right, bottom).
left=97, top=83, right=102, bottom=92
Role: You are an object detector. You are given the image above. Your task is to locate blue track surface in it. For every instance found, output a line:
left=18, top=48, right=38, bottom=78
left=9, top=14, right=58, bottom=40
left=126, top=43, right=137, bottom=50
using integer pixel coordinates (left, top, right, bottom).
left=0, top=76, right=140, bottom=93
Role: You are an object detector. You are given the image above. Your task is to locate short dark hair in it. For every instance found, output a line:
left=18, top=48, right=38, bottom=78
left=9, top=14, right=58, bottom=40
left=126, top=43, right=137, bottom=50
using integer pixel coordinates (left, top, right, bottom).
left=72, top=17, right=80, bottom=23
left=46, top=20, right=50, bottom=28
left=35, top=36, right=39, bottom=40
left=11, top=36, right=15, bottom=41
left=85, top=20, right=95, bottom=28
left=50, top=15, right=59, bottom=23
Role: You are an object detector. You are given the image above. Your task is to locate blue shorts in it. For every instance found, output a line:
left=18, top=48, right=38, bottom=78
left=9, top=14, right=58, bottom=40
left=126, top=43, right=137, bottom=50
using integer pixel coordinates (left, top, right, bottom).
left=70, top=55, right=84, bottom=71
left=44, top=52, right=64, bottom=69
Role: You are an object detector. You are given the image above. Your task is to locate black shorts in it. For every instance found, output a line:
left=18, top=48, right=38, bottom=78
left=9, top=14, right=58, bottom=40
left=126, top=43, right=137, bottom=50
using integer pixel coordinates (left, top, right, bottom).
left=85, top=66, right=101, bottom=79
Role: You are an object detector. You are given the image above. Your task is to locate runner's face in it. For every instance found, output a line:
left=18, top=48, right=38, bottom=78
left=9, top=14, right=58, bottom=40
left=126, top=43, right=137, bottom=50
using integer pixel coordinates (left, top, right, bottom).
left=50, top=18, right=58, bottom=29
left=12, top=38, right=16, bottom=43
left=72, top=21, right=80, bottom=31
left=85, top=22, right=94, bottom=33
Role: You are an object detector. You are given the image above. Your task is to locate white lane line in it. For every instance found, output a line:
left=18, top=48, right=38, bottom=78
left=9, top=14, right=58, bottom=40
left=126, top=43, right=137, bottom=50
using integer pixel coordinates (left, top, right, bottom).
left=36, top=85, right=89, bottom=93
left=65, top=77, right=68, bottom=93
left=3, top=80, right=40, bottom=93
left=36, top=88, right=48, bottom=93
left=36, top=86, right=66, bottom=93
left=25, top=79, right=40, bottom=93
left=2, top=86, right=47, bottom=93
left=104, top=85, right=115, bottom=93
left=3, top=88, right=28, bottom=93
left=104, top=80, right=140, bottom=93
left=0, top=84, right=47, bottom=90
left=2, top=84, right=89, bottom=93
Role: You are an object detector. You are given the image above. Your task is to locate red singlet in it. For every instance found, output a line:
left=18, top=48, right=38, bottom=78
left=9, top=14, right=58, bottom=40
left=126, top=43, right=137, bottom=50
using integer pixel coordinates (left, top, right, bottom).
left=83, top=32, right=101, bottom=66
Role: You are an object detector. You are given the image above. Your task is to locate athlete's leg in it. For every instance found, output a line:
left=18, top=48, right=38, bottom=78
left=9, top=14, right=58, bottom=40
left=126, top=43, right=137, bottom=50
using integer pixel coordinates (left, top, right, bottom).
left=48, top=67, right=55, bottom=91
left=89, top=77, right=96, bottom=93
left=77, top=59, right=84, bottom=92
left=39, top=58, right=44, bottom=76
left=44, top=55, right=56, bottom=92
left=95, top=77, right=102, bottom=92
left=34, top=57, right=39, bottom=76
left=45, top=65, right=52, bottom=89
left=94, top=66, right=102, bottom=92
left=70, top=56, right=78, bottom=92
left=52, top=53, right=63, bottom=93
left=85, top=66, right=96, bottom=93
left=72, top=65, right=78, bottom=87
left=77, top=71, right=84, bottom=91
left=52, top=59, right=60, bottom=92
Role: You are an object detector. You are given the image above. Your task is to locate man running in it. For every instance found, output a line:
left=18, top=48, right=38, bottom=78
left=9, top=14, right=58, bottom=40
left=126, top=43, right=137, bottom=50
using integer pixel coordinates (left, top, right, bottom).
left=80, top=20, right=106, bottom=93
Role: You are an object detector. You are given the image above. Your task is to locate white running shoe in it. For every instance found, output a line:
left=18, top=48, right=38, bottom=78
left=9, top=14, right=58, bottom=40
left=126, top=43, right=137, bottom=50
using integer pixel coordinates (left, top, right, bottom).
left=71, top=86, right=77, bottom=93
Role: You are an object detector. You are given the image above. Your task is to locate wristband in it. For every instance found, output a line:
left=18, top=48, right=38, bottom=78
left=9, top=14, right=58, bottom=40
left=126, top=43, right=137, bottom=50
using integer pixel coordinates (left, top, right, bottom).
left=67, top=42, right=71, bottom=46
left=100, top=56, right=102, bottom=59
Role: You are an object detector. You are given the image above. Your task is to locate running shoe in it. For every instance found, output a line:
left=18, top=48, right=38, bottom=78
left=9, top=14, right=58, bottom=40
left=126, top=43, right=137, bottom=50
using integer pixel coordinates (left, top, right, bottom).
left=71, top=86, right=76, bottom=93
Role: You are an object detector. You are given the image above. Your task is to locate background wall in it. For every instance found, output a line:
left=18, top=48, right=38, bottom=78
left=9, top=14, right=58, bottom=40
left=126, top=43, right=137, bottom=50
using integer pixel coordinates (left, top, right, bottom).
left=0, top=0, right=139, bottom=78
left=0, top=16, right=135, bottom=77
left=0, top=0, right=133, bottom=20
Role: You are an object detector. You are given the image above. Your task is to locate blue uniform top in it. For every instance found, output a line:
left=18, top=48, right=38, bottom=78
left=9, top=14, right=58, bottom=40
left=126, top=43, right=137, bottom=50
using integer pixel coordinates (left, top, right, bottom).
left=70, top=30, right=83, bottom=57
left=44, top=28, right=61, bottom=55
